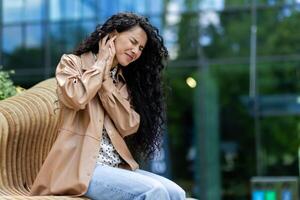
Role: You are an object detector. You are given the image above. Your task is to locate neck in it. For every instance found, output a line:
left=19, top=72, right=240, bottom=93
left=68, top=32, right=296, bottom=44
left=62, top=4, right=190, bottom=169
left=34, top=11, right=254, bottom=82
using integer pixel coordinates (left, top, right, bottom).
left=112, top=57, right=118, bottom=68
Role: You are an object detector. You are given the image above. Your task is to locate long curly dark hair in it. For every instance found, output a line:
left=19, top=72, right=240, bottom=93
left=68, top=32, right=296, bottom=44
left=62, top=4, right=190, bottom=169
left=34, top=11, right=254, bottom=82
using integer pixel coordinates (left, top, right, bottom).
left=73, top=12, right=168, bottom=160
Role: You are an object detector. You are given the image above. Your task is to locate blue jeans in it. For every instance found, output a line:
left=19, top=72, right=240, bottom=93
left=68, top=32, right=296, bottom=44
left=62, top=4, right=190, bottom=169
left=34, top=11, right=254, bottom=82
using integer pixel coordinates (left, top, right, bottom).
left=84, top=164, right=186, bottom=200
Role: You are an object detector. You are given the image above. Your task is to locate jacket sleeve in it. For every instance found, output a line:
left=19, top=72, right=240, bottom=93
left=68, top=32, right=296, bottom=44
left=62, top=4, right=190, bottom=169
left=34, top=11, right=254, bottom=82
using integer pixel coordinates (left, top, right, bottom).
left=99, top=78, right=140, bottom=137
left=56, top=54, right=106, bottom=110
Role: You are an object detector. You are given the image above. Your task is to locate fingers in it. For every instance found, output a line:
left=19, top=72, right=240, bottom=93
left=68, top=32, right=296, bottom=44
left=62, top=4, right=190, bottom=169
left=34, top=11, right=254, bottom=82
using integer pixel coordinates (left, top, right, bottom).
left=97, top=35, right=117, bottom=68
left=105, top=36, right=116, bottom=47
left=108, top=36, right=117, bottom=55
left=100, top=35, right=109, bottom=48
left=109, top=35, right=117, bottom=43
left=98, top=35, right=108, bottom=49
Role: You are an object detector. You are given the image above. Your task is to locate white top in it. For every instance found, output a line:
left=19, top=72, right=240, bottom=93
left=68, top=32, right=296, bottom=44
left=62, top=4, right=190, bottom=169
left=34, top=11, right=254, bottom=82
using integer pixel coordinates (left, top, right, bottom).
left=96, top=128, right=123, bottom=167
left=96, top=66, right=123, bottom=167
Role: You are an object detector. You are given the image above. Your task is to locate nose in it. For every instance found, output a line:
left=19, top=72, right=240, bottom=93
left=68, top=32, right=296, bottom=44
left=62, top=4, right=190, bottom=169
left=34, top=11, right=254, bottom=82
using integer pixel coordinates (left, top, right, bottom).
left=131, top=46, right=139, bottom=55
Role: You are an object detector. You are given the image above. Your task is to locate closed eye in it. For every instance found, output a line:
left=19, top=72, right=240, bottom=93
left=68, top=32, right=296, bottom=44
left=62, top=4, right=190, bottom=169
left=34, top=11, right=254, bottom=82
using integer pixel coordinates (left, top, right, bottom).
left=130, top=37, right=144, bottom=51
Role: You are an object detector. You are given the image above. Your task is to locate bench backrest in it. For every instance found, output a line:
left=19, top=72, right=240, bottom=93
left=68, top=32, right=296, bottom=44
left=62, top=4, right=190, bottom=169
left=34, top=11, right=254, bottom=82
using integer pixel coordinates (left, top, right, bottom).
left=0, top=78, right=60, bottom=196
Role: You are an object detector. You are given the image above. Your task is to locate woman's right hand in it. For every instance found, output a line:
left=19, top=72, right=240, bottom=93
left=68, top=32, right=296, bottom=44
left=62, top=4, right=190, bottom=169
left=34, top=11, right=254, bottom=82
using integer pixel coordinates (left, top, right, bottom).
left=97, top=35, right=117, bottom=72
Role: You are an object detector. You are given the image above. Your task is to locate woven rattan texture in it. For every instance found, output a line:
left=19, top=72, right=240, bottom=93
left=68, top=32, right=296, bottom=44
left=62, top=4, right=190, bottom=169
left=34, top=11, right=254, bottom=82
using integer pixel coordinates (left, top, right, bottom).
left=0, top=78, right=89, bottom=199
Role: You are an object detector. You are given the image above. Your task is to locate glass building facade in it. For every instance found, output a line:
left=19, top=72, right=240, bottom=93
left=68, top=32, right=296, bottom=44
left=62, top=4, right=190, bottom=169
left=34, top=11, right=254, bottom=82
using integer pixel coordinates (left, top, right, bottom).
left=1, top=0, right=300, bottom=199
left=0, top=0, right=164, bottom=86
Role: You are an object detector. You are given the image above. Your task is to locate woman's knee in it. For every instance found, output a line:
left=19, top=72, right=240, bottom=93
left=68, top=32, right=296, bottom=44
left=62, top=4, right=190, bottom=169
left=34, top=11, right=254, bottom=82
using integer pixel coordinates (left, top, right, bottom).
left=137, top=181, right=170, bottom=200
left=176, top=187, right=186, bottom=200
left=166, top=183, right=186, bottom=200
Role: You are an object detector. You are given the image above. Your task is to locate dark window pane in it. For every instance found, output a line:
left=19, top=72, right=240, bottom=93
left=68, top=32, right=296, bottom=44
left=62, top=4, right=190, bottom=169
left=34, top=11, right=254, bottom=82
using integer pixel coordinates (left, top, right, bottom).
left=64, top=23, right=85, bottom=52
left=49, top=22, right=83, bottom=53
left=50, top=23, right=67, bottom=59
left=3, top=25, right=43, bottom=86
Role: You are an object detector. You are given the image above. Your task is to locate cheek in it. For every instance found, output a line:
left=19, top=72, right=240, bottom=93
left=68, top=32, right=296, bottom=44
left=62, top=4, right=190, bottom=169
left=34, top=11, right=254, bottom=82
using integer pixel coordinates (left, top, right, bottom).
left=135, top=52, right=143, bottom=60
left=116, top=37, right=129, bottom=48
left=114, top=38, right=125, bottom=53
left=114, top=42, right=121, bottom=54
left=115, top=43, right=129, bottom=56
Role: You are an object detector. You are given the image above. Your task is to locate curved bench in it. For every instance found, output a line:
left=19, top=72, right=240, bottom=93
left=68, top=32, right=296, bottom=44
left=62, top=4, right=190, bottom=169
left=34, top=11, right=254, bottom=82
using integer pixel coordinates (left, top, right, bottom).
left=0, top=78, right=88, bottom=199
left=0, top=78, right=193, bottom=200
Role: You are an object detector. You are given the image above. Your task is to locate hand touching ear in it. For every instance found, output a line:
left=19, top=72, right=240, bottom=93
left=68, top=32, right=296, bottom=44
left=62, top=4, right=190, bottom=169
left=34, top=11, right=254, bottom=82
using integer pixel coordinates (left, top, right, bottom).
left=97, top=35, right=117, bottom=74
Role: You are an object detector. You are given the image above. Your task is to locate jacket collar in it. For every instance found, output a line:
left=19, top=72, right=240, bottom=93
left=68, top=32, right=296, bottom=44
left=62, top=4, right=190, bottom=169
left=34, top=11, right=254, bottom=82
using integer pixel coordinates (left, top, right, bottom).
left=81, top=51, right=126, bottom=82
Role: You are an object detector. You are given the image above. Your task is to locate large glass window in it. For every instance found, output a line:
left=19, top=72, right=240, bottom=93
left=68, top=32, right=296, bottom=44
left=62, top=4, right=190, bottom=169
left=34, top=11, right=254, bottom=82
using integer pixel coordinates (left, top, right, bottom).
left=24, top=0, right=44, bottom=21
left=49, top=0, right=61, bottom=21
left=49, top=23, right=66, bottom=68
left=82, top=0, right=97, bottom=18
left=25, top=25, right=42, bottom=48
left=63, top=0, right=81, bottom=20
left=149, top=0, right=164, bottom=14
left=3, top=0, right=24, bottom=23
left=81, top=21, right=97, bottom=36
left=135, top=0, right=147, bottom=13
left=149, top=16, right=163, bottom=30
left=64, top=22, right=85, bottom=52
left=99, top=0, right=120, bottom=19
left=50, top=0, right=79, bottom=21
left=3, top=0, right=43, bottom=23
left=3, top=26, right=22, bottom=53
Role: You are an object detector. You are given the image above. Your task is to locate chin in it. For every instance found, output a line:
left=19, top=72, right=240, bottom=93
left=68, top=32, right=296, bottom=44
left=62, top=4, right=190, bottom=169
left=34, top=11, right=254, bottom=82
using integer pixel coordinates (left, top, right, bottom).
left=117, top=55, right=133, bottom=67
left=119, top=61, right=131, bottom=67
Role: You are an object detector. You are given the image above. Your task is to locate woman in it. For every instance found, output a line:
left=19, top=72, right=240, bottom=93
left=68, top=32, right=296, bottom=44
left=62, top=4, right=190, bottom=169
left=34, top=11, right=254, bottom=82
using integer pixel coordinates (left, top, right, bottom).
left=30, top=12, right=185, bottom=200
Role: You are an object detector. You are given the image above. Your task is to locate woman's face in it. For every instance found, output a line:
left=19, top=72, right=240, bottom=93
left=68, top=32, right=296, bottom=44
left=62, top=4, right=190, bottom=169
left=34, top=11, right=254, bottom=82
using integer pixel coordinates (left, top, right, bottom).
left=113, top=25, right=147, bottom=67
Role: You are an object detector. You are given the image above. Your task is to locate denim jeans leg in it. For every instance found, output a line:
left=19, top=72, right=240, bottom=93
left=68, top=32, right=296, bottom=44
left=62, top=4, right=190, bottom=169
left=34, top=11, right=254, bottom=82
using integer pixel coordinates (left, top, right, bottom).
left=84, top=164, right=170, bottom=200
left=135, top=169, right=186, bottom=200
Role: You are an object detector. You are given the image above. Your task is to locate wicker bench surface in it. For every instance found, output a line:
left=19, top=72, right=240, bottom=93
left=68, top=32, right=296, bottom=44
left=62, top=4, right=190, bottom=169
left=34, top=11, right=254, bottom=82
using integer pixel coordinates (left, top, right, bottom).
left=0, top=78, right=88, bottom=199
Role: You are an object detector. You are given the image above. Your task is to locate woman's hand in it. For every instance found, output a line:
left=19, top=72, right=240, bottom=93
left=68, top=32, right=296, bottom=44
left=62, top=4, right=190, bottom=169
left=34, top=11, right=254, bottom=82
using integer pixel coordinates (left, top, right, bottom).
left=97, top=35, right=117, bottom=75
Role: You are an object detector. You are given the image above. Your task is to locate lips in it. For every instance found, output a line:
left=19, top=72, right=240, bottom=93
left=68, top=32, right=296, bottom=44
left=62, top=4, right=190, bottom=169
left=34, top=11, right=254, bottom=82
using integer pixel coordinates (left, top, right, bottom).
left=125, top=53, right=134, bottom=61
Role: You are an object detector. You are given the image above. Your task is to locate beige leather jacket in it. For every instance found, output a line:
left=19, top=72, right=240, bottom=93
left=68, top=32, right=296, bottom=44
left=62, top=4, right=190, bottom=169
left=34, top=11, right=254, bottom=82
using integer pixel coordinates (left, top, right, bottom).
left=30, top=52, right=140, bottom=196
